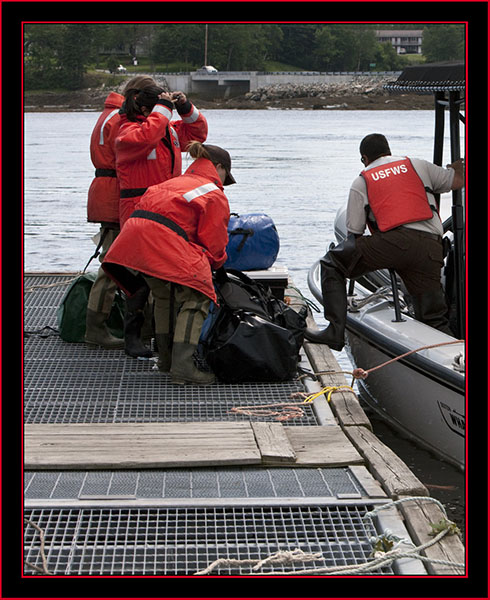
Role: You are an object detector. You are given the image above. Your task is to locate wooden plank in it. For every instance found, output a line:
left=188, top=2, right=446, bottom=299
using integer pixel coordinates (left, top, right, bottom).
left=345, top=426, right=428, bottom=497
left=251, top=422, right=296, bottom=463
left=396, top=495, right=465, bottom=575
left=304, top=340, right=372, bottom=429
left=276, top=425, right=364, bottom=467
left=25, top=423, right=262, bottom=470
left=24, top=422, right=253, bottom=435
left=349, top=466, right=388, bottom=499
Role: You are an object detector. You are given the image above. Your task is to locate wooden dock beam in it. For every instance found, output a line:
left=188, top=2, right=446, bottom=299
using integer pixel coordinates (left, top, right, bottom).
left=301, top=306, right=465, bottom=575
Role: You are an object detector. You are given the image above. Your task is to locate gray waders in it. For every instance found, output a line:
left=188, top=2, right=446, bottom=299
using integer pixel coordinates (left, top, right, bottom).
left=144, top=276, right=215, bottom=385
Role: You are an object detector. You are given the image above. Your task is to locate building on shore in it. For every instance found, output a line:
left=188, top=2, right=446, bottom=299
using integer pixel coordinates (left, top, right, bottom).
left=375, top=30, right=423, bottom=54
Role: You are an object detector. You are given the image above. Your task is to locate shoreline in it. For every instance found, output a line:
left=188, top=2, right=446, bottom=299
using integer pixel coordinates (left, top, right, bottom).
left=24, top=89, right=435, bottom=112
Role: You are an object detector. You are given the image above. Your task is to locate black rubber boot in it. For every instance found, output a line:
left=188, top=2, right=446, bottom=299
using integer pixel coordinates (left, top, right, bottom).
left=411, top=290, right=454, bottom=336
left=305, top=261, right=348, bottom=351
left=304, top=327, right=345, bottom=351
left=124, top=311, right=153, bottom=358
left=124, top=285, right=153, bottom=358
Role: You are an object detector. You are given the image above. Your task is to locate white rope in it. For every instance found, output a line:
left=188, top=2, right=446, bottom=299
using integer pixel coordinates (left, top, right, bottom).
left=348, top=286, right=398, bottom=311
left=24, top=272, right=83, bottom=293
left=194, top=497, right=464, bottom=576
left=194, top=548, right=322, bottom=576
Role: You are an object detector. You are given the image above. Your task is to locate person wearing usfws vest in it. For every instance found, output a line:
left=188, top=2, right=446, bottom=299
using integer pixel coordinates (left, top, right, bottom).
left=114, top=76, right=208, bottom=359
left=305, top=133, right=465, bottom=351
left=103, top=141, right=235, bottom=385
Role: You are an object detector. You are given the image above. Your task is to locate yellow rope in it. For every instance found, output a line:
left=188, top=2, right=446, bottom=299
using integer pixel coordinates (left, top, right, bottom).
left=302, top=385, right=356, bottom=404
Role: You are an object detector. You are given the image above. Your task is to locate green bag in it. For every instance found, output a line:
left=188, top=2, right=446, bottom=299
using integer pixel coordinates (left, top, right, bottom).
left=56, top=272, right=125, bottom=342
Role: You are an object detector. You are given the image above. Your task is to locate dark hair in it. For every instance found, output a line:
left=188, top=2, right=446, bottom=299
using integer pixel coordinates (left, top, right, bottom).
left=122, top=76, right=164, bottom=121
left=359, top=133, right=391, bottom=162
left=187, top=141, right=236, bottom=186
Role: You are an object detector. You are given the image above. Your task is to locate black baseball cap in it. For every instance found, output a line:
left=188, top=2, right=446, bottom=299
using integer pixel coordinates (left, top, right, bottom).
left=203, top=144, right=236, bottom=185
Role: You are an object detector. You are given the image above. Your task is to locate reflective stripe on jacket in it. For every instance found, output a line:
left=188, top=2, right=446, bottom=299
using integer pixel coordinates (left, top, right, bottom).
left=115, top=101, right=208, bottom=226
left=87, top=92, right=124, bottom=223
left=103, top=158, right=229, bottom=303
left=361, top=157, right=434, bottom=232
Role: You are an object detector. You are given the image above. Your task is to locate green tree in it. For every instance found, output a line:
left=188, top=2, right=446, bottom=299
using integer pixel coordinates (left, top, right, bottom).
left=152, top=24, right=284, bottom=71
left=207, top=24, right=272, bottom=70
left=277, top=24, right=318, bottom=69
left=24, top=24, right=65, bottom=89
left=313, top=25, right=340, bottom=70
left=313, top=24, right=378, bottom=71
left=24, top=23, right=99, bottom=90
left=260, top=24, right=284, bottom=64
left=374, top=42, right=408, bottom=71
left=151, top=24, right=204, bottom=68
left=422, top=24, right=465, bottom=62
left=59, top=24, right=97, bottom=89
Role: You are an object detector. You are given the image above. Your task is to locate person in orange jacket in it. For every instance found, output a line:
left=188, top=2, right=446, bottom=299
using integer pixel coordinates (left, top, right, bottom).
left=114, top=76, right=209, bottom=358
left=103, top=141, right=235, bottom=385
left=84, top=89, right=125, bottom=349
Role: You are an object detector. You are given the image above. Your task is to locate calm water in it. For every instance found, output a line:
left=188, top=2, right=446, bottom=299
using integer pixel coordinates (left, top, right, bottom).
left=23, top=109, right=464, bottom=532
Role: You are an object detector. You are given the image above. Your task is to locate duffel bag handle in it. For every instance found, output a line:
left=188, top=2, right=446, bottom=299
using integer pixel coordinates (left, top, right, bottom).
left=212, top=267, right=273, bottom=316
left=228, top=227, right=254, bottom=252
left=213, top=267, right=258, bottom=287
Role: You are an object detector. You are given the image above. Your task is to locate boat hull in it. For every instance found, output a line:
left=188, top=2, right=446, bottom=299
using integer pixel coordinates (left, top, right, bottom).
left=346, top=324, right=465, bottom=471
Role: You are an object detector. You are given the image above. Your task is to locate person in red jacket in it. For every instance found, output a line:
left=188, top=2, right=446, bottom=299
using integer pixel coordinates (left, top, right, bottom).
left=103, top=141, right=235, bottom=385
left=305, top=133, right=465, bottom=351
left=84, top=89, right=125, bottom=349
left=115, top=76, right=209, bottom=359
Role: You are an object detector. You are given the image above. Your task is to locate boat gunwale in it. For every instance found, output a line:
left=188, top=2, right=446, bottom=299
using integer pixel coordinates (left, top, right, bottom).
left=345, top=317, right=465, bottom=394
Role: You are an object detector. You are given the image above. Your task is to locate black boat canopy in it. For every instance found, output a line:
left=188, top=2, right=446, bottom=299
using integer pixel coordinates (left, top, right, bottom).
left=383, top=62, right=465, bottom=94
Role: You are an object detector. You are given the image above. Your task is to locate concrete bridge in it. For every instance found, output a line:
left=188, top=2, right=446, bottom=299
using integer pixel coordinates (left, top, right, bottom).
left=148, top=70, right=401, bottom=99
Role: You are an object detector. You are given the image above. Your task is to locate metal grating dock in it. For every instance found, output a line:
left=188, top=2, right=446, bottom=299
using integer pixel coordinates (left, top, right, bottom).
left=24, top=504, right=393, bottom=576
left=23, top=274, right=424, bottom=576
left=24, top=274, right=318, bottom=425
left=24, top=467, right=368, bottom=500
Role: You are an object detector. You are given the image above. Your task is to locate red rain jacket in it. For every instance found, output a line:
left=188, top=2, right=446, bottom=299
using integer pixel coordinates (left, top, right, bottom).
left=115, top=100, right=208, bottom=226
left=87, top=92, right=124, bottom=223
left=361, top=158, right=434, bottom=232
left=103, top=158, right=230, bottom=303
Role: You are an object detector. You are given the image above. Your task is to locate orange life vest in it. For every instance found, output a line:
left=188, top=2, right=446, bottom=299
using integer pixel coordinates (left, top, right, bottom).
left=361, top=158, right=433, bottom=232
left=87, top=92, right=124, bottom=224
left=103, top=158, right=229, bottom=303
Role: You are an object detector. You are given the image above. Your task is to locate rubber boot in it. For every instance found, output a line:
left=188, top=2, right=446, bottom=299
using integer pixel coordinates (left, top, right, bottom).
left=411, top=290, right=454, bottom=336
left=124, top=285, right=153, bottom=358
left=85, top=309, right=124, bottom=349
left=155, top=333, right=173, bottom=372
left=124, top=310, right=153, bottom=358
left=141, top=300, right=155, bottom=343
left=304, top=262, right=347, bottom=351
left=170, top=342, right=215, bottom=385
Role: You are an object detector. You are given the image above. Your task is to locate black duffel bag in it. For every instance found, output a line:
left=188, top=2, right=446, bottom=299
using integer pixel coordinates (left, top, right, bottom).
left=201, top=269, right=307, bottom=383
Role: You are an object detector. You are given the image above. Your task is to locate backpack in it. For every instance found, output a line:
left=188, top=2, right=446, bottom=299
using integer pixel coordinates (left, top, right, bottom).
left=224, top=213, right=280, bottom=271
left=201, top=269, right=307, bottom=383
left=56, top=272, right=125, bottom=342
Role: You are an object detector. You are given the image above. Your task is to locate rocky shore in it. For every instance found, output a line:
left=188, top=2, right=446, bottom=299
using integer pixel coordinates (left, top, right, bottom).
left=25, top=77, right=434, bottom=112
